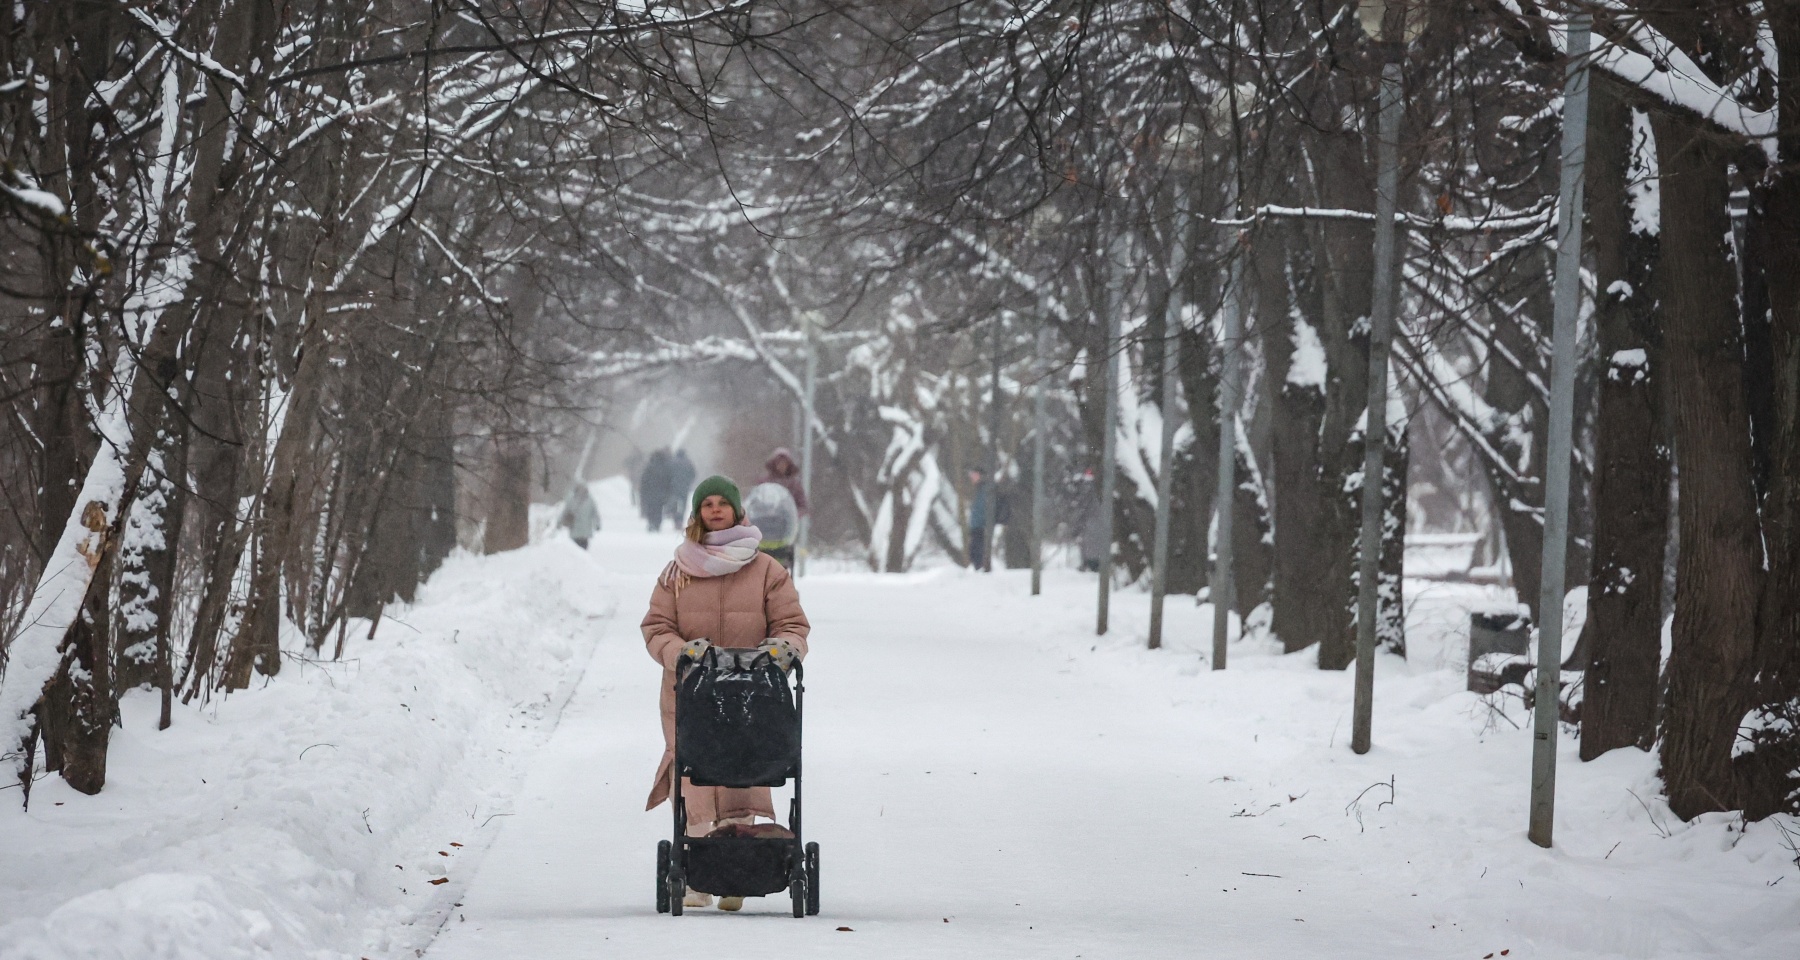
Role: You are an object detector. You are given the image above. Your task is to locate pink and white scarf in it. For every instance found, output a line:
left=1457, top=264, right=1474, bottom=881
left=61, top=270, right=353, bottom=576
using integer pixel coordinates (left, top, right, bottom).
left=660, top=523, right=763, bottom=596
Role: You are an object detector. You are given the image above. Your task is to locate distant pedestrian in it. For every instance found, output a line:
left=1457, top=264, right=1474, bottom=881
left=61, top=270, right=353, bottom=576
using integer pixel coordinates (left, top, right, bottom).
left=641, top=449, right=673, bottom=532
left=968, top=467, right=993, bottom=572
left=758, top=448, right=809, bottom=566
left=760, top=448, right=809, bottom=515
left=669, top=449, right=697, bottom=525
left=560, top=482, right=600, bottom=549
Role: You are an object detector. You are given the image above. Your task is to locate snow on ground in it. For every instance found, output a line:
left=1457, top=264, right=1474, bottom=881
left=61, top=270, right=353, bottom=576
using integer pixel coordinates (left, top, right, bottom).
left=4, top=475, right=1797, bottom=959
left=424, top=501, right=1800, bottom=960
left=0, top=538, right=614, bottom=960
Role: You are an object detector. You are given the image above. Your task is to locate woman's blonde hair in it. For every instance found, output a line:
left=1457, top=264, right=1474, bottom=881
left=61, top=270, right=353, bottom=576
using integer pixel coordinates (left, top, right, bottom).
left=685, top=513, right=707, bottom=543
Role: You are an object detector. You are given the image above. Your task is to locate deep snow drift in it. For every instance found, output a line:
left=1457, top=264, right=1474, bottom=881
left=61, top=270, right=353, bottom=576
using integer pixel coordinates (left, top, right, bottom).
left=0, top=539, right=613, bottom=960
left=3, top=477, right=1796, bottom=959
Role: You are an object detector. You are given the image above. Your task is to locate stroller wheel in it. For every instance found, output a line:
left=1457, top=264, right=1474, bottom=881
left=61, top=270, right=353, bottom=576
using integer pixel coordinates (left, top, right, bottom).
left=656, top=841, right=671, bottom=914
left=804, top=842, right=820, bottom=915
left=669, top=858, right=686, bottom=917
left=789, top=876, right=805, bottom=918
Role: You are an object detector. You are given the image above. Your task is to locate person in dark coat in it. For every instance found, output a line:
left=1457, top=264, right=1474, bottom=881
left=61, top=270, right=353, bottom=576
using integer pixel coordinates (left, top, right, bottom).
left=967, top=467, right=993, bottom=572
left=640, top=449, right=673, bottom=532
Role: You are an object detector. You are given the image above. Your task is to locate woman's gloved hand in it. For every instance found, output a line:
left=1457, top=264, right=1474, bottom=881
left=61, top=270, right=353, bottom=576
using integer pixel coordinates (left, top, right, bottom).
left=677, top=638, right=712, bottom=664
left=760, top=638, right=800, bottom=671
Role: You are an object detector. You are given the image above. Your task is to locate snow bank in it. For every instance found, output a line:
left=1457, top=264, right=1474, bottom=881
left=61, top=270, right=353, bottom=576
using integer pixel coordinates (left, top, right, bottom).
left=0, top=541, right=614, bottom=960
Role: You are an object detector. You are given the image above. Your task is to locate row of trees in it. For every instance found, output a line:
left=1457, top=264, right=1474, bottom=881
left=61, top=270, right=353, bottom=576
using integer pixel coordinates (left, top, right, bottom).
left=1, top=1, right=1794, bottom=828
left=589, top=0, right=1800, bottom=822
left=0, top=0, right=751, bottom=798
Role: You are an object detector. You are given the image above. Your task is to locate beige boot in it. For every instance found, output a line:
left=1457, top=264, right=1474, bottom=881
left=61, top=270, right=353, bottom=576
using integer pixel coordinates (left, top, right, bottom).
left=683, top=889, right=713, bottom=908
left=717, top=896, right=744, bottom=912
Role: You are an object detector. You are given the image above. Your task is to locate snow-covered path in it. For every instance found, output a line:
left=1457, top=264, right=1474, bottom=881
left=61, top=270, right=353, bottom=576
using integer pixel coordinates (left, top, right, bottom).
left=425, top=517, right=1800, bottom=960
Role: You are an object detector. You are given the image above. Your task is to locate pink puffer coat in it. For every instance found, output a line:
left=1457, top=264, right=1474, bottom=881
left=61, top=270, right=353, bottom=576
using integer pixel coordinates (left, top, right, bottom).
left=641, top=551, right=810, bottom=819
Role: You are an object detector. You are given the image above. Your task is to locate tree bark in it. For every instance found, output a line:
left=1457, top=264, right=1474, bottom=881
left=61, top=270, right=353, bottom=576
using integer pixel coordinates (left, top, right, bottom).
left=1734, top=6, right=1800, bottom=819
left=1652, top=110, right=1764, bottom=819
left=1229, top=428, right=1274, bottom=621
left=39, top=548, right=115, bottom=795
left=418, top=402, right=460, bottom=581
left=1378, top=415, right=1409, bottom=657
left=1578, top=84, right=1669, bottom=760
left=484, top=438, right=533, bottom=554
left=1257, top=225, right=1340, bottom=657
left=114, top=431, right=188, bottom=693
left=1175, top=325, right=1221, bottom=598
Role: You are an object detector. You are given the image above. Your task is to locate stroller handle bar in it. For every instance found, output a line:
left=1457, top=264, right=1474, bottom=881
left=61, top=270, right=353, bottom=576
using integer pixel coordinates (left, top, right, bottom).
left=678, top=645, right=803, bottom=678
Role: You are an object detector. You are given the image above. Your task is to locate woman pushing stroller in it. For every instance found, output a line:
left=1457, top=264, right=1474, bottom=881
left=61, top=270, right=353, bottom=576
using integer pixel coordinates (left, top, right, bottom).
left=641, top=475, right=810, bottom=912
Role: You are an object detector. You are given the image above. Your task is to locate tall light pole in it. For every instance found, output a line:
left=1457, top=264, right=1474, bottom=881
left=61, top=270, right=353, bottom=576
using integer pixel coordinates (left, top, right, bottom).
left=797, top=310, right=819, bottom=577
left=986, top=317, right=1004, bottom=570
left=1530, top=10, right=1592, bottom=850
left=1351, top=0, right=1410, bottom=756
left=1031, top=325, right=1049, bottom=596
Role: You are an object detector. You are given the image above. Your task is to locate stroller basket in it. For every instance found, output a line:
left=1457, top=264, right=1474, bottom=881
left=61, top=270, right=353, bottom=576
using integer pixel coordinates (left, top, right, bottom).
left=683, top=836, right=797, bottom=897
left=676, top=648, right=800, bottom=787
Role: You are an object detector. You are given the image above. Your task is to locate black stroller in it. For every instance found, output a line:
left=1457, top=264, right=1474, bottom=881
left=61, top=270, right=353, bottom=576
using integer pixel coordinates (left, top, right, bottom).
left=656, top=647, right=820, bottom=917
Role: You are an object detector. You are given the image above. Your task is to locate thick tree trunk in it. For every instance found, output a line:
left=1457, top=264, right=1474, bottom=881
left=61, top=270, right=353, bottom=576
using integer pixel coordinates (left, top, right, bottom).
left=1175, top=325, right=1221, bottom=598
left=1229, top=428, right=1274, bottom=621
left=233, top=315, right=335, bottom=673
left=180, top=363, right=251, bottom=699
left=417, top=403, right=460, bottom=581
left=1298, top=218, right=1370, bottom=671
left=115, top=432, right=188, bottom=692
left=1578, top=85, right=1669, bottom=760
left=40, top=549, right=115, bottom=795
left=1486, top=279, right=1552, bottom=625
left=484, top=438, right=533, bottom=554
left=1735, top=8, right=1800, bottom=819
left=1652, top=111, right=1764, bottom=819
left=1378, top=415, right=1409, bottom=657
left=1257, top=226, right=1341, bottom=657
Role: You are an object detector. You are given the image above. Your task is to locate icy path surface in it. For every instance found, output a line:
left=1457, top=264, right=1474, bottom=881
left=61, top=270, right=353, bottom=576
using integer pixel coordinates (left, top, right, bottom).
left=426, top=530, right=1799, bottom=959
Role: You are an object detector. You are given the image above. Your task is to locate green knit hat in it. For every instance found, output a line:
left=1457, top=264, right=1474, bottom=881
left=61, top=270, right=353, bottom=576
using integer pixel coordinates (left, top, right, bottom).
left=691, top=475, right=743, bottom=522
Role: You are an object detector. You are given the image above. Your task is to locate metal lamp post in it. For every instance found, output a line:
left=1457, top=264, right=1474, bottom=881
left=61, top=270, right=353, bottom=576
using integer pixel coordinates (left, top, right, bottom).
left=797, top=310, right=819, bottom=577
left=1031, top=325, right=1049, bottom=596
left=1529, top=10, right=1592, bottom=850
left=1350, top=0, right=1410, bottom=756
left=1026, top=203, right=1063, bottom=598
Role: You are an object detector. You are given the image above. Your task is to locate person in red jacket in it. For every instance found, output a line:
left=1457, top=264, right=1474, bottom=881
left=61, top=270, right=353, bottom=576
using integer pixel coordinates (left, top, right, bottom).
left=758, top=448, right=809, bottom=566
left=760, top=448, right=809, bottom=516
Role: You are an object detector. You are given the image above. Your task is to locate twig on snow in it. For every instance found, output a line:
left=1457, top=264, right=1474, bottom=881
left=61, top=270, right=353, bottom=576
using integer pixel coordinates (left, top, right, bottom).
left=1625, top=788, right=1672, bottom=839
left=1345, top=776, right=1397, bottom=833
